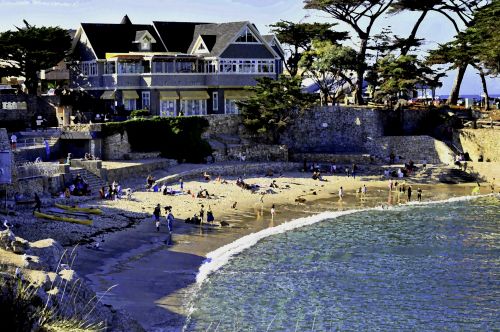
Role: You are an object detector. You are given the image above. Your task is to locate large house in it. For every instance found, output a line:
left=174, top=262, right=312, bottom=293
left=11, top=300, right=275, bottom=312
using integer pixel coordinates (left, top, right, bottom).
left=70, top=15, right=284, bottom=116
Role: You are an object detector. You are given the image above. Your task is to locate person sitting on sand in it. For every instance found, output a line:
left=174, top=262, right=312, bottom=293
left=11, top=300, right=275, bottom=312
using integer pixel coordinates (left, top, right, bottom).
left=146, top=175, right=155, bottom=189
left=203, top=172, right=211, bottom=181
left=270, top=180, right=279, bottom=189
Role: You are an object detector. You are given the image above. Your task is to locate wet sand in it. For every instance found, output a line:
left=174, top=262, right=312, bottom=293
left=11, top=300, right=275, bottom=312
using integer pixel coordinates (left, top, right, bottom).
left=72, top=168, right=479, bottom=331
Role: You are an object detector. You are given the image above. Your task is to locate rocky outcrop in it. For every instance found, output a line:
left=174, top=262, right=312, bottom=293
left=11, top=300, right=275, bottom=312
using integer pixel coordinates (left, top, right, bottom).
left=0, top=229, right=145, bottom=332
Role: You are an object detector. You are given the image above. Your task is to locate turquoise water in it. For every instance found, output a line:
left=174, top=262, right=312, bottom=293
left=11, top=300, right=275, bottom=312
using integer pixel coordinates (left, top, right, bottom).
left=185, top=197, right=500, bottom=331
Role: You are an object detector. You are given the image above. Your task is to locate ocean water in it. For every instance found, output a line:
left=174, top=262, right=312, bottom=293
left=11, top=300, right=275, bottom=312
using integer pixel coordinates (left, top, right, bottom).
left=184, top=196, right=500, bottom=331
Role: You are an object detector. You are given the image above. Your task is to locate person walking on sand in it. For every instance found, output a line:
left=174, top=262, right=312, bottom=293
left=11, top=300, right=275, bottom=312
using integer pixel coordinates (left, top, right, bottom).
left=33, top=193, right=41, bottom=214
left=338, top=186, right=344, bottom=200
left=166, top=208, right=174, bottom=245
left=407, top=185, right=412, bottom=202
left=199, top=204, right=205, bottom=223
left=417, top=187, right=422, bottom=201
left=207, top=206, right=214, bottom=223
left=271, top=204, right=276, bottom=220
left=153, top=204, right=161, bottom=231
left=362, top=184, right=367, bottom=196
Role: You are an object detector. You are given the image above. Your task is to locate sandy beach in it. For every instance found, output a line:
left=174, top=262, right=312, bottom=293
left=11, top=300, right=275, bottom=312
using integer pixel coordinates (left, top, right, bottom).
left=8, top=162, right=488, bottom=331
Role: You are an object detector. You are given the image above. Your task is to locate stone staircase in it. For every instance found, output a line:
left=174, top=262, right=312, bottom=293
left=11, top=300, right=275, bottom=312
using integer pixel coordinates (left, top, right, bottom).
left=70, top=167, right=106, bottom=194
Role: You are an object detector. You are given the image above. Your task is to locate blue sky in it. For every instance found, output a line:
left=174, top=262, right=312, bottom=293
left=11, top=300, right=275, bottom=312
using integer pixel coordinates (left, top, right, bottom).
left=1, top=0, right=498, bottom=96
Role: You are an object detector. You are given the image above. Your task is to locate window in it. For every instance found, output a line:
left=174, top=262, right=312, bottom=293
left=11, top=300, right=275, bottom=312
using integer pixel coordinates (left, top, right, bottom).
left=118, top=62, right=144, bottom=74
left=225, top=99, right=239, bottom=114
left=235, top=27, right=258, bottom=43
left=219, top=59, right=275, bottom=74
left=212, top=92, right=218, bottom=111
left=142, top=91, right=150, bottom=110
left=140, top=36, right=152, bottom=51
left=80, top=61, right=98, bottom=76
left=160, top=100, right=176, bottom=117
left=204, top=60, right=217, bottom=73
left=180, top=100, right=207, bottom=116
left=124, top=99, right=136, bottom=111
left=104, top=61, right=116, bottom=74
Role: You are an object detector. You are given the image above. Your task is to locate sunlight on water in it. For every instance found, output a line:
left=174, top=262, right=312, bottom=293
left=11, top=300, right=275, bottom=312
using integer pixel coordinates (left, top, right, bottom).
left=185, top=197, right=500, bottom=331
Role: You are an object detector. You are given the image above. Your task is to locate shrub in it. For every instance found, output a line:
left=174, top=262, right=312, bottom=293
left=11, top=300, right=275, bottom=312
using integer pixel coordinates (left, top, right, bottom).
left=102, top=116, right=212, bottom=163
left=130, top=109, right=150, bottom=118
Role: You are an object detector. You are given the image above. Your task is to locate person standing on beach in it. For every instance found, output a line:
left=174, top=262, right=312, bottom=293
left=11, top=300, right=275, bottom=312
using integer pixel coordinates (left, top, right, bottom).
left=166, top=208, right=174, bottom=245
left=338, top=186, right=344, bottom=200
left=153, top=204, right=161, bottom=231
left=417, top=187, right=422, bottom=201
left=407, top=185, right=412, bottom=201
left=388, top=179, right=393, bottom=191
left=362, top=184, right=367, bottom=196
left=33, top=193, right=41, bottom=214
left=207, top=206, right=214, bottom=223
left=179, top=177, right=184, bottom=191
left=199, top=205, right=205, bottom=223
left=271, top=204, right=276, bottom=220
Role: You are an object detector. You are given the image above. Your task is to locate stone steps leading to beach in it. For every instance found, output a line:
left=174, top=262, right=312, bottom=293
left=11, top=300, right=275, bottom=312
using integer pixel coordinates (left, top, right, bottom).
left=70, top=167, right=106, bottom=194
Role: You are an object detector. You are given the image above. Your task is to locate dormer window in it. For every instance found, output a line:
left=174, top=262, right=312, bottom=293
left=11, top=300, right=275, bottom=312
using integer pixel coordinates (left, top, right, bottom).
left=133, top=30, right=156, bottom=52
left=141, top=36, right=152, bottom=51
left=235, top=26, right=258, bottom=43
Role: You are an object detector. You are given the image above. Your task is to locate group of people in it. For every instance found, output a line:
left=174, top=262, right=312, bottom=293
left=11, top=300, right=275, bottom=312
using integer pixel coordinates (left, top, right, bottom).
left=152, top=204, right=174, bottom=245
left=388, top=179, right=423, bottom=202
left=99, top=181, right=121, bottom=200
left=67, top=173, right=91, bottom=196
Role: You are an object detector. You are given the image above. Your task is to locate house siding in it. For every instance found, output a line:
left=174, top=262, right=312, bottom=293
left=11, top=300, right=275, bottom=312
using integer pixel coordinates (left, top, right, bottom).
left=220, top=44, right=275, bottom=59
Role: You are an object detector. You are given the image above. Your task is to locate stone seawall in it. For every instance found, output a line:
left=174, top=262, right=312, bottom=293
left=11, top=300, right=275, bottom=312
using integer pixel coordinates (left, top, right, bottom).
left=455, top=129, right=500, bottom=162
left=281, top=106, right=386, bottom=153
left=105, top=159, right=178, bottom=183
left=291, top=153, right=372, bottom=164
left=365, top=135, right=454, bottom=164
left=103, top=132, right=132, bottom=160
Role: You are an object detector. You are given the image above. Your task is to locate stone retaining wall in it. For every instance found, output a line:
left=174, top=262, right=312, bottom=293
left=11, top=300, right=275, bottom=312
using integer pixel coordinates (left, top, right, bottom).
left=103, top=132, right=131, bottom=160
left=291, top=153, right=372, bottom=164
left=105, top=159, right=177, bottom=183
left=365, top=135, right=454, bottom=164
left=156, top=162, right=301, bottom=186
left=213, top=144, right=288, bottom=162
left=455, top=129, right=500, bottom=162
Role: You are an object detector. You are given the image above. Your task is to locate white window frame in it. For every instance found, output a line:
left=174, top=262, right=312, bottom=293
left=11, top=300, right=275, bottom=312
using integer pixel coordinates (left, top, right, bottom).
left=80, top=60, right=98, bottom=77
left=224, top=99, right=240, bottom=115
left=160, top=100, right=176, bottom=117
left=218, top=59, right=275, bottom=74
left=123, top=98, right=136, bottom=111
left=233, top=26, right=260, bottom=44
left=180, top=100, right=207, bottom=116
left=212, top=92, right=218, bottom=111
left=141, top=91, right=150, bottom=110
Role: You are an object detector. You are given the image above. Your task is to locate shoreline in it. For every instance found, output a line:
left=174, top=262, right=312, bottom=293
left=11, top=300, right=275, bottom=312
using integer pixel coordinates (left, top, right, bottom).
left=6, top=163, right=490, bottom=331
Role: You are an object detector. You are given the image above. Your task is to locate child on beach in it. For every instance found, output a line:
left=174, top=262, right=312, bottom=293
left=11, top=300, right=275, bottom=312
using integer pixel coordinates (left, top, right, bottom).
left=338, top=187, right=344, bottom=200
left=362, top=184, right=367, bottom=196
left=407, top=185, right=412, bottom=201
left=207, top=206, right=214, bottom=223
left=166, top=207, right=174, bottom=245
left=153, top=204, right=161, bottom=231
left=417, top=187, right=422, bottom=201
left=199, top=205, right=205, bottom=223
left=271, top=204, right=276, bottom=219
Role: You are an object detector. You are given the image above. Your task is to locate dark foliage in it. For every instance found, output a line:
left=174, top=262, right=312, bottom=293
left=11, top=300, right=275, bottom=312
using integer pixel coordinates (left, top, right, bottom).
left=102, top=116, right=212, bottom=163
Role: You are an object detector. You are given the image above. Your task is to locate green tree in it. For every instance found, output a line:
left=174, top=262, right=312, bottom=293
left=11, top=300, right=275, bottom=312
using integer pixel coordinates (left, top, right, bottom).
left=375, top=54, right=439, bottom=106
left=0, top=20, right=71, bottom=95
left=304, top=0, right=395, bottom=105
left=270, top=20, right=348, bottom=77
left=237, top=75, right=316, bottom=143
left=299, top=40, right=358, bottom=105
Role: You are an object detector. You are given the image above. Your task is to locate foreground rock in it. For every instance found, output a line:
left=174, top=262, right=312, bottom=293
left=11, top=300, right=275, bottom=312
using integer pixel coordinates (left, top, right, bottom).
left=0, top=229, right=145, bottom=332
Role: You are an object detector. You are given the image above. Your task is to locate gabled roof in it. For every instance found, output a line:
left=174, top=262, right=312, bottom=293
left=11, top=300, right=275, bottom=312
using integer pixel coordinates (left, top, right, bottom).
left=80, top=23, right=166, bottom=58
left=200, top=35, right=217, bottom=52
left=187, top=21, right=249, bottom=57
left=153, top=21, right=210, bottom=53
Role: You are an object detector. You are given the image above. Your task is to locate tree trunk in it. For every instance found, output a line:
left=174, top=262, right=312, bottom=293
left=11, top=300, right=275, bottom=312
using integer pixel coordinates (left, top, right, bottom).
left=354, top=38, right=368, bottom=105
left=448, top=65, right=467, bottom=105
left=401, top=10, right=428, bottom=56
left=479, top=70, right=490, bottom=111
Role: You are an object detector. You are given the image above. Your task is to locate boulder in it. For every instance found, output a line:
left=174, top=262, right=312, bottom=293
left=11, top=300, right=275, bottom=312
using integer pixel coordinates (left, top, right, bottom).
left=0, top=229, right=16, bottom=250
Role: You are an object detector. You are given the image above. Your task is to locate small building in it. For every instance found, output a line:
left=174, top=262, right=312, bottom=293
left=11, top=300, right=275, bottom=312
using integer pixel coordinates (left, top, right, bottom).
left=70, top=15, right=284, bottom=116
